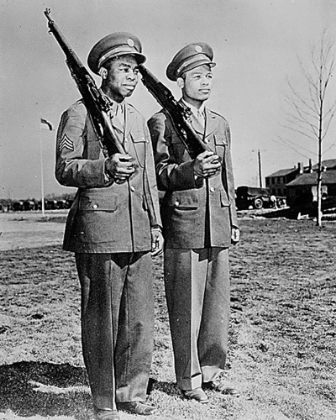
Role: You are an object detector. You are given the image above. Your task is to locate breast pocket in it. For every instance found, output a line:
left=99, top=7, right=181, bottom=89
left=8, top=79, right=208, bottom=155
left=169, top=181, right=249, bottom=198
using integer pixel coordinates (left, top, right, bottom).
left=130, top=130, right=147, bottom=168
left=214, top=134, right=228, bottom=160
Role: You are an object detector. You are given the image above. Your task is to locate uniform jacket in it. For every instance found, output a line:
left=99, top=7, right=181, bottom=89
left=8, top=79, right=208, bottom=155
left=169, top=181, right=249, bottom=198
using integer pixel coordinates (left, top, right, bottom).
left=148, top=102, right=238, bottom=249
left=56, top=99, right=162, bottom=253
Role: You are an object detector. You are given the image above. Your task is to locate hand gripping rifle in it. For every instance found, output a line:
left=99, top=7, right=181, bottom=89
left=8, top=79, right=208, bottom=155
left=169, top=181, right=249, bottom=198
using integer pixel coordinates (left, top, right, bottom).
left=44, top=8, right=125, bottom=156
left=138, top=65, right=213, bottom=160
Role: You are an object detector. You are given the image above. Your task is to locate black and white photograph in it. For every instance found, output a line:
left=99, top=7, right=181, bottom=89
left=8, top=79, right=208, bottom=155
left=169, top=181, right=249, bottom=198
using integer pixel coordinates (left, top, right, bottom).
left=0, top=1, right=335, bottom=419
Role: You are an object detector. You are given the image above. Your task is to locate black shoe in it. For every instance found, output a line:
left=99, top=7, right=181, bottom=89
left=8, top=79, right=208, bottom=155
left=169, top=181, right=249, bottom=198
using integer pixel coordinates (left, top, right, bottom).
left=116, top=401, right=157, bottom=416
left=147, top=377, right=157, bottom=395
left=203, top=380, right=239, bottom=396
left=94, top=408, right=120, bottom=420
left=182, top=387, right=209, bottom=403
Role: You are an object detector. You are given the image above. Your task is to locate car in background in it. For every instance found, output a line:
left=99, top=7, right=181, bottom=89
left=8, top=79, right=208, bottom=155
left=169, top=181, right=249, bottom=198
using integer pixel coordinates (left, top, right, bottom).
left=236, top=186, right=276, bottom=210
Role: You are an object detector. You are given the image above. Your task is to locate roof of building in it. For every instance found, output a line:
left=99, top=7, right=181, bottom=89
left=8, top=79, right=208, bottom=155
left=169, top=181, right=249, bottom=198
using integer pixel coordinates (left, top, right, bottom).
left=311, top=159, right=336, bottom=170
left=286, top=170, right=336, bottom=186
left=266, top=167, right=298, bottom=178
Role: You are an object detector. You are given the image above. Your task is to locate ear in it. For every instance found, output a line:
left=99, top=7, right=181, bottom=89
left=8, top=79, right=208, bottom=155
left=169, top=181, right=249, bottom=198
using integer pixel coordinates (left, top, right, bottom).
left=177, top=77, right=184, bottom=89
left=99, top=67, right=108, bottom=79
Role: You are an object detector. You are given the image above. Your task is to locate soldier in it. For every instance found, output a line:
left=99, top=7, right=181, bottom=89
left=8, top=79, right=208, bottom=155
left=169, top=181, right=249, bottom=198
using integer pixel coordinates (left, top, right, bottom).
left=148, top=43, right=239, bottom=403
left=56, top=32, right=163, bottom=420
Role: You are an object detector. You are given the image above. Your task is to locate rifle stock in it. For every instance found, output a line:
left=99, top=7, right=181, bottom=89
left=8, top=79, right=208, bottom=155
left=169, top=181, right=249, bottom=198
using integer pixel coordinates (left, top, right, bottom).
left=138, top=64, right=212, bottom=159
left=44, top=8, right=125, bottom=156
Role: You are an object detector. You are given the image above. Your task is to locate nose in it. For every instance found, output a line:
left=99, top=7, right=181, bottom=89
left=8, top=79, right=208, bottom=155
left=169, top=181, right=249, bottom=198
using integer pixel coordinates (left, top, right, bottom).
left=201, top=76, right=209, bottom=85
left=127, top=70, right=137, bottom=80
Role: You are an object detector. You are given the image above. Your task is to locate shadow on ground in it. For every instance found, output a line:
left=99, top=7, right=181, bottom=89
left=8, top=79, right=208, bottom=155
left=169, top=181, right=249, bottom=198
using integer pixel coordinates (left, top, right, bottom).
left=0, top=362, right=177, bottom=419
left=0, top=361, right=91, bottom=418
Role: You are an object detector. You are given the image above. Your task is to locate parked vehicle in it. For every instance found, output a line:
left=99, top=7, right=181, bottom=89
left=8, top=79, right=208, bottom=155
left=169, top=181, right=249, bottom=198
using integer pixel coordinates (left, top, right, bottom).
left=11, top=201, right=25, bottom=211
left=23, top=200, right=36, bottom=211
left=236, top=186, right=275, bottom=210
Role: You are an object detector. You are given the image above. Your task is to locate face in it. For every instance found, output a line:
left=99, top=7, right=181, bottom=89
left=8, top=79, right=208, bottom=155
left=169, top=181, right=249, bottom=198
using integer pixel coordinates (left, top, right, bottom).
left=179, top=64, right=213, bottom=105
left=102, top=55, right=139, bottom=101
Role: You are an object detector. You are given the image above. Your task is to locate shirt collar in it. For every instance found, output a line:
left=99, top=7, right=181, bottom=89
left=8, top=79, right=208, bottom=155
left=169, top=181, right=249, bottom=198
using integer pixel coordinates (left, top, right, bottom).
left=181, top=99, right=205, bottom=117
left=99, top=89, right=125, bottom=112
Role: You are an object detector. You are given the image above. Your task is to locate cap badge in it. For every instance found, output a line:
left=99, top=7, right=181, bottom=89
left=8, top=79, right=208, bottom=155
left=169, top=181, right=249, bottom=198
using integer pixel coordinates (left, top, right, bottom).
left=127, top=38, right=135, bottom=47
left=195, top=45, right=203, bottom=53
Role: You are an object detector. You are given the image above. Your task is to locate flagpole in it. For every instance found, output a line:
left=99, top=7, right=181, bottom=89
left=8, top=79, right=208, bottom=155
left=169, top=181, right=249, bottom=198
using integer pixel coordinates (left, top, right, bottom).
left=39, top=117, right=54, bottom=216
left=39, top=121, right=45, bottom=216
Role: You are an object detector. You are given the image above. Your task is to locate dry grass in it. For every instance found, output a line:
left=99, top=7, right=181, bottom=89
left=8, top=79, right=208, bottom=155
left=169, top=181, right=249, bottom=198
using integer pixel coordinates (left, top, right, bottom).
left=0, top=215, right=335, bottom=419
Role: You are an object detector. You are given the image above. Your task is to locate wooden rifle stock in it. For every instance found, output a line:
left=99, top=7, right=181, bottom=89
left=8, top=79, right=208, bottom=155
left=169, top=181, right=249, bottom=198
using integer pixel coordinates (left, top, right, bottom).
left=44, top=8, right=125, bottom=156
left=138, top=64, right=212, bottom=159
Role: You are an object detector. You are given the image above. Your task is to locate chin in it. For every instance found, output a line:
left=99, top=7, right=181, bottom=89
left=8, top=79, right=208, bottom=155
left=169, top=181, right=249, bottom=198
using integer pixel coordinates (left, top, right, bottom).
left=127, top=87, right=136, bottom=95
left=124, top=91, right=134, bottom=98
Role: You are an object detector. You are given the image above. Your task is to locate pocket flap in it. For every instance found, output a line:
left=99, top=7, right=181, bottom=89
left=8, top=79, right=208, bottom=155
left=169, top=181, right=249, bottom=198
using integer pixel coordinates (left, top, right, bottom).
left=130, top=130, right=148, bottom=143
left=171, top=133, right=183, bottom=144
left=220, top=190, right=230, bottom=207
left=214, top=134, right=228, bottom=146
left=167, top=190, right=199, bottom=208
left=79, top=192, right=118, bottom=211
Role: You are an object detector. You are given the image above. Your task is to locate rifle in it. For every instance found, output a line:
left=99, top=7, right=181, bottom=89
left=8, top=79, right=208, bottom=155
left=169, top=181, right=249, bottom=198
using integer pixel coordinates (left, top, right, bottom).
left=138, top=65, right=213, bottom=160
left=44, top=8, right=125, bottom=156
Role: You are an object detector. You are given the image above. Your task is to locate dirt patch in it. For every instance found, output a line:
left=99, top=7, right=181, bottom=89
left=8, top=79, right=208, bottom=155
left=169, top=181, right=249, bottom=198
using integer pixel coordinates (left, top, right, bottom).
left=0, top=214, right=335, bottom=419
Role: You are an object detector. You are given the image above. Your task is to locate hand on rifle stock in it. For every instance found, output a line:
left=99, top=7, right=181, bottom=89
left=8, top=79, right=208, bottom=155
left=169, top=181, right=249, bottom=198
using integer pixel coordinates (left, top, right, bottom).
left=105, top=153, right=137, bottom=184
left=193, top=151, right=221, bottom=179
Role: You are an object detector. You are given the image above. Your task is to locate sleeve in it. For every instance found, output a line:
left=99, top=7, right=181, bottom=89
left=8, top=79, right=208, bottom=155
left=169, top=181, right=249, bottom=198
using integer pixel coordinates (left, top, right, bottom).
left=223, top=121, right=239, bottom=228
left=147, top=112, right=202, bottom=191
left=55, top=103, right=113, bottom=189
left=142, top=120, right=162, bottom=229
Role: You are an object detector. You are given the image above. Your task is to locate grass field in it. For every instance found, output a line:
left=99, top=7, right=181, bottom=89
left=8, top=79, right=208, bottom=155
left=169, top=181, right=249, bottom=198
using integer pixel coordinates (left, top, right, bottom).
left=0, top=213, right=335, bottom=419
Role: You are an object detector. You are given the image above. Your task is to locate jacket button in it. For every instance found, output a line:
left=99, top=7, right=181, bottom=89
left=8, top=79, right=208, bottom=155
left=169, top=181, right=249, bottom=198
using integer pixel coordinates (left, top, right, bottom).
left=210, top=187, right=215, bottom=192
left=130, top=186, right=135, bottom=192
left=93, top=204, right=98, bottom=209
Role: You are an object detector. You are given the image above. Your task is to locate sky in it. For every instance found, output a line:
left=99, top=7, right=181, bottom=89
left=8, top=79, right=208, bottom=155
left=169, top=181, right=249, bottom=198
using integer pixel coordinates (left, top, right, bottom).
left=1, top=0, right=336, bottom=199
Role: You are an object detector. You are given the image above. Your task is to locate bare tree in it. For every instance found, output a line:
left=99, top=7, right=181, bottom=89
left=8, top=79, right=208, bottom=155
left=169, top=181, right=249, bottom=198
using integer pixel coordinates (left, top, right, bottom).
left=284, top=31, right=336, bottom=226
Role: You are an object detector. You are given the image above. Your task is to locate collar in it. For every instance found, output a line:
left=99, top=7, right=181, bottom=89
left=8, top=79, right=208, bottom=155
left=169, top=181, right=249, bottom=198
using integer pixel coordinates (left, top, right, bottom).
left=181, top=99, right=205, bottom=117
left=99, top=88, right=126, bottom=114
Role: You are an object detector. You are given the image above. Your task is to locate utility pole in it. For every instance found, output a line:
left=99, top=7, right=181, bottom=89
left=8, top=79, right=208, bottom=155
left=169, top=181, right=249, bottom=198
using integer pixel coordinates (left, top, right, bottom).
left=39, top=127, right=45, bottom=216
left=252, top=149, right=263, bottom=188
left=258, top=149, right=262, bottom=188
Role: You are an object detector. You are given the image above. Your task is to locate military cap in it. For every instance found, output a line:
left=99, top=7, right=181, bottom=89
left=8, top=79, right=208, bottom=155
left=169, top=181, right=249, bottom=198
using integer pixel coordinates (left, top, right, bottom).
left=166, top=42, right=216, bottom=81
left=88, top=32, right=146, bottom=74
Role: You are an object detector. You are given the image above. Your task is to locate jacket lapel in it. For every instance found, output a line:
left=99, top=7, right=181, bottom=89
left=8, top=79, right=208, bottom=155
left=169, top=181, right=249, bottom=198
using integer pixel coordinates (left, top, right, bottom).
left=109, top=102, right=137, bottom=150
left=110, top=102, right=124, bottom=134
left=178, top=100, right=218, bottom=138
left=125, top=103, right=136, bottom=138
left=178, top=99, right=205, bottom=137
left=190, top=113, right=205, bottom=136
left=204, top=108, right=218, bottom=139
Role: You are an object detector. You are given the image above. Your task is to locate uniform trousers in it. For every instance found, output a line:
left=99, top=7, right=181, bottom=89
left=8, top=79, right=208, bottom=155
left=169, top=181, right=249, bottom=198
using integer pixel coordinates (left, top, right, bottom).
left=75, top=251, right=154, bottom=410
left=164, top=247, right=230, bottom=390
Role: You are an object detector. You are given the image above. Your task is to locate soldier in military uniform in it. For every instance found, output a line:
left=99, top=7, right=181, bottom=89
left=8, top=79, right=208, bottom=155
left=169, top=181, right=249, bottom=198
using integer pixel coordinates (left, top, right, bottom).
left=56, top=33, right=163, bottom=420
left=148, top=43, right=239, bottom=403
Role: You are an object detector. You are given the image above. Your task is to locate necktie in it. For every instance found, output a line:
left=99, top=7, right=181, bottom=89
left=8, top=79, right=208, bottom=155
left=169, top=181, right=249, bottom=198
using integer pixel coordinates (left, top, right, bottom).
left=196, top=109, right=205, bottom=128
left=115, top=103, right=124, bottom=127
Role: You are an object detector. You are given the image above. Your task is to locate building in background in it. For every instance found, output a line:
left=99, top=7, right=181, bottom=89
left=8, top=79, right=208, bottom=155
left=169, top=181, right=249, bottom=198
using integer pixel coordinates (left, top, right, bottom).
left=265, top=161, right=313, bottom=197
left=266, top=159, right=336, bottom=210
left=311, top=158, right=336, bottom=172
left=286, top=169, right=336, bottom=208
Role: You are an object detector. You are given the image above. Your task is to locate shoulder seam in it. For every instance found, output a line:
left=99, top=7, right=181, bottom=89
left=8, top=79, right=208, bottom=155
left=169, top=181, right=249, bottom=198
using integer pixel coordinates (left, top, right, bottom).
left=208, top=108, right=227, bottom=119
